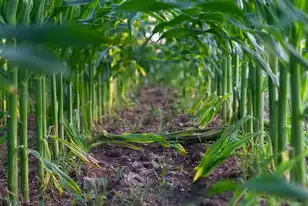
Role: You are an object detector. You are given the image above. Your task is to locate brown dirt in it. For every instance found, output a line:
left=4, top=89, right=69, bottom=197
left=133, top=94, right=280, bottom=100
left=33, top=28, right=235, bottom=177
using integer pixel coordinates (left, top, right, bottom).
left=0, top=86, right=241, bottom=206
left=79, top=86, right=240, bottom=206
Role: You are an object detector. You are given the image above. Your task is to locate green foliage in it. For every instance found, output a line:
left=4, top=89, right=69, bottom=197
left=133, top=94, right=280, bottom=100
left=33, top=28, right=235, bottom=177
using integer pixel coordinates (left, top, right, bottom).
left=243, top=174, right=308, bottom=202
left=29, top=149, right=83, bottom=197
left=193, top=117, right=254, bottom=181
left=115, top=0, right=180, bottom=12
left=2, top=46, right=67, bottom=75
left=192, top=94, right=231, bottom=128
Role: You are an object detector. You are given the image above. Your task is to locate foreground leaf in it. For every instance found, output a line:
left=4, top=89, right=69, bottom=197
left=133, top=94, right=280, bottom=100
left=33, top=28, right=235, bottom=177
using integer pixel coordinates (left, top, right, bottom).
left=0, top=24, right=103, bottom=48
left=243, top=174, right=308, bottom=202
left=1, top=47, right=67, bottom=75
left=0, top=74, right=17, bottom=93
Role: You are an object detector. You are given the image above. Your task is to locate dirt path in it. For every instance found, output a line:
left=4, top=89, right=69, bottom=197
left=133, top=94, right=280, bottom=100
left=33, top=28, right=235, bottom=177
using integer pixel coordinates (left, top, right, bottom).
left=0, top=86, right=241, bottom=206
left=80, top=86, right=240, bottom=206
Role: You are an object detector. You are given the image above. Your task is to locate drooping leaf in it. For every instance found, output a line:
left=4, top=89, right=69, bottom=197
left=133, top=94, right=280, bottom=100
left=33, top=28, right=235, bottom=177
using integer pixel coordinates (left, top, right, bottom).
left=1, top=47, right=68, bottom=75
left=29, top=149, right=83, bottom=196
left=197, top=0, right=243, bottom=18
left=171, top=143, right=187, bottom=156
left=243, top=174, right=308, bottom=202
left=0, top=24, right=103, bottom=48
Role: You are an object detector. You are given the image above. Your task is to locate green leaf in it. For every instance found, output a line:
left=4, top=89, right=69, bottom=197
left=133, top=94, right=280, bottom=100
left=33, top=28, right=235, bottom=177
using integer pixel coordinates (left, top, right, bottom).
left=64, top=0, right=94, bottom=6
left=193, top=118, right=254, bottom=181
left=115, top=0, right=179, bottom=12
left=243, top=174, right=308, bottom=202
left=0, top=24, right=103, bottom=48
left=50, top=135, right=100, bottom=168
left=29, top=149, right=83, bottom=196
left=208, top=180, right=238, bottom=196
left=242, top=44, right=279, bottom=87
left=171, top=143, right=187, bottom=156
left=118, top=133, right=170, bottom=147
left=0, top=134, right=7, bottom=144
left=159, top=28, right=192, bottom=40
left=2, top=47, right=68, bottom=75
left=153, top=14, right=195, bottom=34
left=197, top=0, right=243, bottom=18
left=0, top=74, right=17, bottom=93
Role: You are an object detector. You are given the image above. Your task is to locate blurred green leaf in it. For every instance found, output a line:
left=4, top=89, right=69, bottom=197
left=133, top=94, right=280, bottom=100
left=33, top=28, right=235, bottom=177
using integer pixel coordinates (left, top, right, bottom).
left=0, top=24, right=103, bottom=48
left=64, top=0, right=94, bottom=6
left=0, top=74, right=16, bottom=93
left=0, top=134, right=7, bottom=144
left=208, top=180, right=238, bottom=196
left=243, top=174, right=308, bottom=202
left=2, top=47, right=67, bottom=75
left=115, top=0, right=179, bottom=12
left=197, top=1, right=243, bottom=18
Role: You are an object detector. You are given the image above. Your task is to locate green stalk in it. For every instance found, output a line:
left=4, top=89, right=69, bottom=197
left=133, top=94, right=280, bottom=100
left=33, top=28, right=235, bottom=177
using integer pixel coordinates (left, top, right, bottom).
left=7, top=1, right=19, bottom=204
left=233, top=54, right=239, bottom=118
left=268, top=53, right=278, bottom=164
left=247, top=64, right=254, bottom=133
left=226, top=55, right=233, bottom=121
left=250, top=64, right=257, bottom=120
left=247, top=86, right=254, bottom=134
left=108, top=77, right=114, bottom=114
left=97, top=76, right=103, bottom=123
left=255, top=65, right=264, bottom=146
left=217, top=74, right=222, bottom=97
left=222, top=58, right=228, bottom=121
left=19, top=72, right=29, bottom=203
left=207, top=74, right=212, bottom=97
left=35, top=78, right=44, bottom=199
left=80, top=73, right=87, bottom=131
left=240, top=59, right=248, bottom=120
left=68, top=82, right=73, bottom=125
left=289, top=26, right=305, bottom=184
left=7, top=65, right=18, bottom=205
left=51, top=74, right=59, bottom=158
left=212, top=72, right=217, bottom=95
left=76, top=74, right=81, bottom=132
left=277, top=66, right=289, bottom=165
left=93, top=84, right=97, bottom=122
left=42, top=77, right=47, bottom=141
left=88, top=65, right=93, bottom=127
left=58, top=74, right=64, bottom=143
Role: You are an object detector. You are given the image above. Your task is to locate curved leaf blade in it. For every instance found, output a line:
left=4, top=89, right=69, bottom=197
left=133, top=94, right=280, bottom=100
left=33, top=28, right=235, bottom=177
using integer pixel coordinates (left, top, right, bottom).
left=1, top=47, right=68, bottom=75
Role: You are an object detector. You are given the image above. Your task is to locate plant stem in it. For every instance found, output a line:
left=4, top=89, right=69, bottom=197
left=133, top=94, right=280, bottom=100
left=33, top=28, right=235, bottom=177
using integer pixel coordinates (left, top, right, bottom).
left=277, top=66, right=289, bottom=165
left=289, top=26, right=305, bottom=184
left=7, top=65, right=18, bottom=205
left=227, top=55, right=233, bottom=121
left=233, top=53, right=239, bottom=118
left=19, top=73, right=29, bottom=204
left=58, top=74, right=64, bottom=145
left=51, top=74, right=59, bottom=158
left=268, top=53, right=278, bottom=164
left=35, top=78, right=44, bottom=201
left=68, top=82, right=73, bottom=125
left=7, top=0, right=19, bottom=204
left=240, top=59, right=248, bottom=120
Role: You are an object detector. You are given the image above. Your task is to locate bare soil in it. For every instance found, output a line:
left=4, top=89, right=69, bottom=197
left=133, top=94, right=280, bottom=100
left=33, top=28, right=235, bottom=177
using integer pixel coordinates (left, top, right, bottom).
left=0, top=86, right=241, bottom=206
